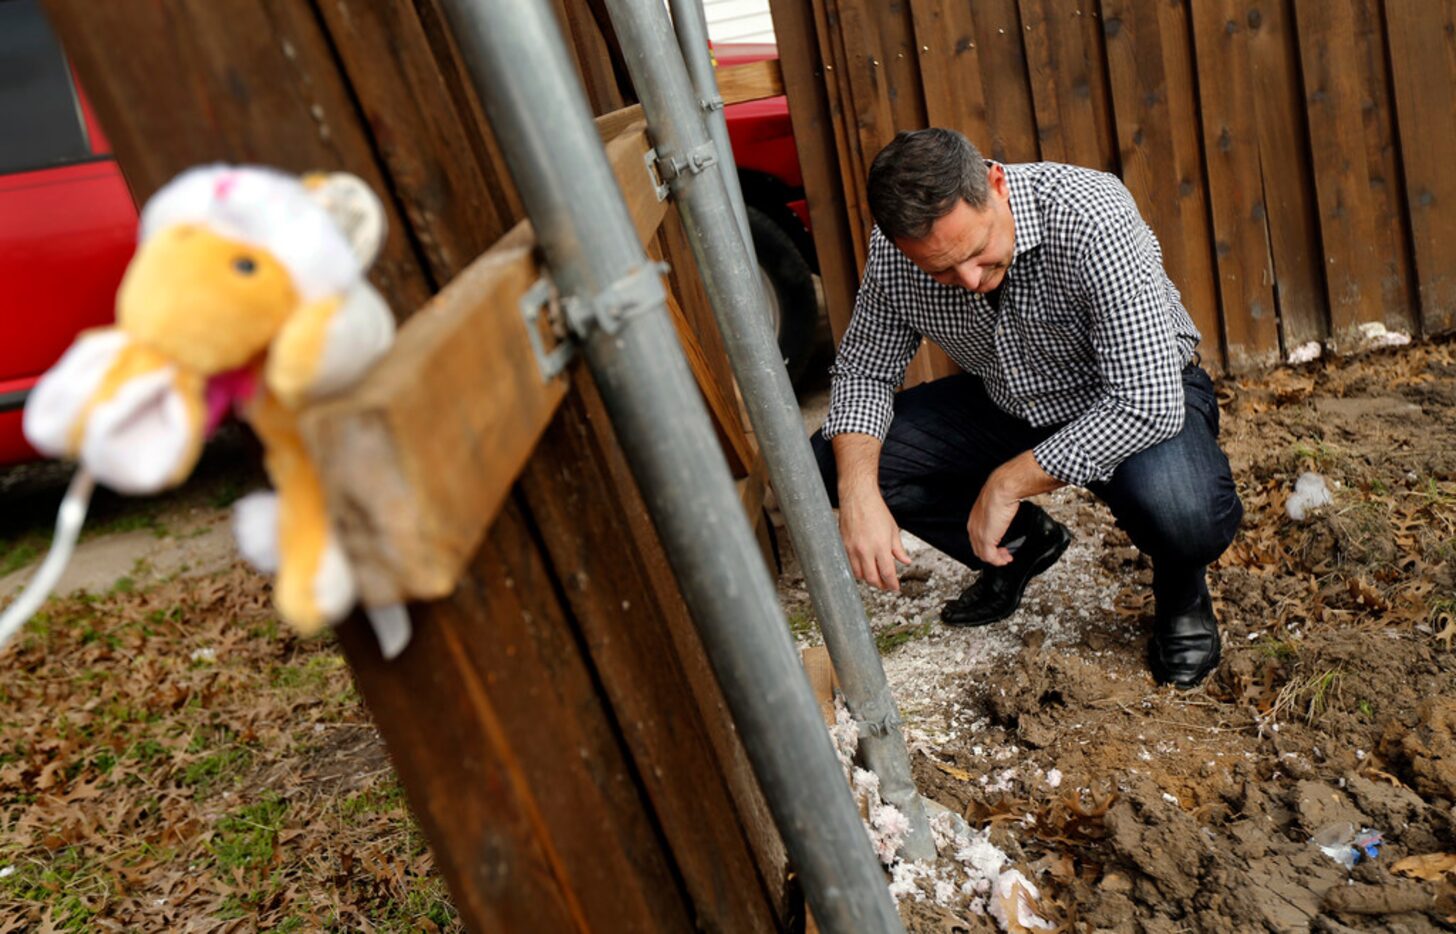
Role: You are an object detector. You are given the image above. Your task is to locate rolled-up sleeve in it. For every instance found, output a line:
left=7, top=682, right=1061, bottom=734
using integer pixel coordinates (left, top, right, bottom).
left=1031, top=207, right=1187, bottom=486
left=822, top=235, right=921, bottom=441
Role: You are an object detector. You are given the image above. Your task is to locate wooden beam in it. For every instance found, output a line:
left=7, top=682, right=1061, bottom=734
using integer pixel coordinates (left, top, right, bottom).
left=301, top=127, right=669, bottom=605
left=715, top=57, right=787, bottom=105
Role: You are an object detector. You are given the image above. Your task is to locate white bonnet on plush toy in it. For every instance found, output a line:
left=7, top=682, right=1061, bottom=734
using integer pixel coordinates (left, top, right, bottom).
left=140, top=165, right=376, bottom=299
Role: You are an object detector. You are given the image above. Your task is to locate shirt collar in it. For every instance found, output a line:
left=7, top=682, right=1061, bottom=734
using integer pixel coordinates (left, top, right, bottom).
left=995, top=161, right=1042, bottom=261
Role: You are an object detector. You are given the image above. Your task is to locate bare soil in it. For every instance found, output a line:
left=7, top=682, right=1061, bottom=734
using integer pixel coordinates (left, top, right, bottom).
left=783, top=340, right=1456, bottom=932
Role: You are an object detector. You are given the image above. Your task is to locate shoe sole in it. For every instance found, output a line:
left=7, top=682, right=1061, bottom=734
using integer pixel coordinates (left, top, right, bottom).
left=942, top=524, right=1072, bottom=628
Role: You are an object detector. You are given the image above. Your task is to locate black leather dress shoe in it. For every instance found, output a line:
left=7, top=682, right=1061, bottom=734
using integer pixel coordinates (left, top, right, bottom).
left=941, top=510, right=1071, bottom=627
left=1148, top=591, right=1221, bottom=689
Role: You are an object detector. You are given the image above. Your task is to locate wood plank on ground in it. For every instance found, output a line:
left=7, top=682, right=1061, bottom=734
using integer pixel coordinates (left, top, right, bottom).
left=1190, top=0, right=1281, bottom=372
left=1384, top=0, right=1456, bottom=336
left=769, top=0, right=863, bottom=345
left=1244, top=0, right=1329, bottom=354
left=1292, top=0, right=1389, bottom=350
left=1101, top=0, right=1224, bottom=372
left=1017, top=0, right=1118, bottom=172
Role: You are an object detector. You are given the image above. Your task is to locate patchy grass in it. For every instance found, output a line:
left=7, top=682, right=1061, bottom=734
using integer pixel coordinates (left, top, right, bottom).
left=0, top=539, right=40, bottom=577
left=875, top=620, right=933, bottom=654
left=785, top=608, right=817, bottom=640
left=0, top=569, right=461, bottom=930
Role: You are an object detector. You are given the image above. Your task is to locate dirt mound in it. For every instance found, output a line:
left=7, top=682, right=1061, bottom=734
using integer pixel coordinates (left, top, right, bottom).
left=806, top=341, right=1456, bottom=931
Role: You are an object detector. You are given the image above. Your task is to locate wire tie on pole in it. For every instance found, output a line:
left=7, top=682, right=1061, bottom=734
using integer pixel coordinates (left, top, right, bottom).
left=655, top=142, right=719, bottom=186
left=701, top=95, right=725, bottom=113
left=855, top=709, right=904, bottom=739
left=562, top=261, right=671, bottom=337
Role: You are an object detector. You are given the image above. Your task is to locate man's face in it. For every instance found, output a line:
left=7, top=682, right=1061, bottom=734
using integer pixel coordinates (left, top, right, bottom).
left=893, top=164, right=1015, bottom=293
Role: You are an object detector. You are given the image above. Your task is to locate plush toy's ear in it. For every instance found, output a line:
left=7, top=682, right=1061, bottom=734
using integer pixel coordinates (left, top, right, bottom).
left=302, top=172, right=387, bottom=268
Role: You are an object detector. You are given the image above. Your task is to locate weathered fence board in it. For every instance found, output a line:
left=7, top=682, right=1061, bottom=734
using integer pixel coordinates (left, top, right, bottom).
left=1295, top=0, right=1392, bottom=350
left=1191, top=0, right=1281, bottom=371
left=1245, top=0, right=1329, bottom=353
left=1017, top=0, right=1117, bottom=172
left=48, top=0, right=792, bottom=928
left=775, top=0, right=1455, bottom=374
left=1385, top=0, right=1456, bottom=337
left=1102, top=0, right=1224, bottom=372
left=769, top=0, right=862, bottom=346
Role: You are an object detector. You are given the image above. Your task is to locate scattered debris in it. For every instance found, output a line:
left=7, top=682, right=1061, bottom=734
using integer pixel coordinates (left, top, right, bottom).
left=1287, top=340, right=1323, bottom=365
left=1286, top=471, right=1334, bottom=521
left=1310, top=821, right=1384, bottom=869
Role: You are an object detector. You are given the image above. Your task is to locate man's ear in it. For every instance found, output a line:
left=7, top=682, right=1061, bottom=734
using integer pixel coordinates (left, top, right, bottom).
left=303, top=172, right=387, bottom=268
left=987, top=162, right=1010, bottom=200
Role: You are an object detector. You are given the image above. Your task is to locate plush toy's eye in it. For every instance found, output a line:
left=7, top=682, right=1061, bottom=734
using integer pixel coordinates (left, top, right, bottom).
left=233, top=256, right=257, bottom=276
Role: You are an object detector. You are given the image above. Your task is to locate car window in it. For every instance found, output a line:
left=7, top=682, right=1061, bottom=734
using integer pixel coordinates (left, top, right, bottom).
left=0, top=0, right=92, bottom=174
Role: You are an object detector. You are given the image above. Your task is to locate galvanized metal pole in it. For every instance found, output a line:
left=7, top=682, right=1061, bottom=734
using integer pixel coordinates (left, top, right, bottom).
left=436, top=1, right=903, bottom=929
left=666, top=0, right=755, bottom=259
left=603, top=0, right=935, bottom=861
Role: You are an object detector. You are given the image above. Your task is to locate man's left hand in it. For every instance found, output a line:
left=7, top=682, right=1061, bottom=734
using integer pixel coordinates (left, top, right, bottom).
left=968, top=451, right=1066, bottom=565
left=968, top=481, right=1021, bottom=566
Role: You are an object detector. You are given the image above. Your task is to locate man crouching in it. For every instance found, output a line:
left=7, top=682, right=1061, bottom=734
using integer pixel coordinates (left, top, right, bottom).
left=812, top=128, right=1243, bottom=689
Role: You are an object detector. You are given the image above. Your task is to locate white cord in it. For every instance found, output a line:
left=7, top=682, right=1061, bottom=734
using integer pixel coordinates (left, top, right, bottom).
left=0, top=468, right=95, bottom=650
left=364, top=603, right=412, bottom=660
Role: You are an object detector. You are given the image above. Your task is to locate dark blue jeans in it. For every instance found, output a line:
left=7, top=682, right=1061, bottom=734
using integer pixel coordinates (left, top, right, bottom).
left=812, top=365, right=1244, bottom=616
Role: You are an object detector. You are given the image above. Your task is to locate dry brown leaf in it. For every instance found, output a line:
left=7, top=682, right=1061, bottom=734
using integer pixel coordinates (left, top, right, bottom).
left=1391, top=852, right=1456, bottom=881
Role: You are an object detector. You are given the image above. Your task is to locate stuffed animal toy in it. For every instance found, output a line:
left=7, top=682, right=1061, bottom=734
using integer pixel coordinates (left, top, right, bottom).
left=1, top=165, right=411, bottom=658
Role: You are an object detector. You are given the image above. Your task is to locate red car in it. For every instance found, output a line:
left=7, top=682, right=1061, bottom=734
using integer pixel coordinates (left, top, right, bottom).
left=0, top=0, right=136, bottom=466
left=717, top=42, right=822, bottom=388
left=0, top=14, right=816, bottom=467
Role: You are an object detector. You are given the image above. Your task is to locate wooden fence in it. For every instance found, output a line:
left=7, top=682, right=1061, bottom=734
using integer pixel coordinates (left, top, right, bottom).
left=46, top=0, right=798, bottom=928
left=770, top=0, right=1456, bottom=380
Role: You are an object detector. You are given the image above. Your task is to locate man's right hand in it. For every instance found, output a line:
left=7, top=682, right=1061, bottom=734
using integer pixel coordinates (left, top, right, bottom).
left=831, top=432, right=910, bottom=591
left=838, top=488, right=911, bottom=591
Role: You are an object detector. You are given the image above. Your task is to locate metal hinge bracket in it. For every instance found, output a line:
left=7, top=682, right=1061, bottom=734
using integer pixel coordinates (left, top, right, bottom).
left=519, top=276, right=574, bottom=381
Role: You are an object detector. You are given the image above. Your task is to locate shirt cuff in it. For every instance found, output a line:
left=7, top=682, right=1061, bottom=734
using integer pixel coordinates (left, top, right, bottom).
left=1032, top=431, right=1113, bottom=487
left=821, top=392, right=895, bottom=441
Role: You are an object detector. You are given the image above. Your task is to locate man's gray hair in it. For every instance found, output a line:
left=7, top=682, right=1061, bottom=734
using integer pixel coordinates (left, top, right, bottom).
left=867, top=128, right=989, bottom=241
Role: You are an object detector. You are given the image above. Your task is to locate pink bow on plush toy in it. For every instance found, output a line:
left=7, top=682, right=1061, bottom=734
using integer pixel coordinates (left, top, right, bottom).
left=1, top=165, right=411, bottom=659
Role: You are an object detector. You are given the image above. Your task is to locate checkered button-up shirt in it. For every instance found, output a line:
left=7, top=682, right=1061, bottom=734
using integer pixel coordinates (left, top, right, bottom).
left=823, top=161, right=1201, bottom=487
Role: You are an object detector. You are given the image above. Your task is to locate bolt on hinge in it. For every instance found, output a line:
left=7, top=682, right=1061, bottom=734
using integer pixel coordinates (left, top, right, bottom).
left=653, top=142, right=719, bottom=187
